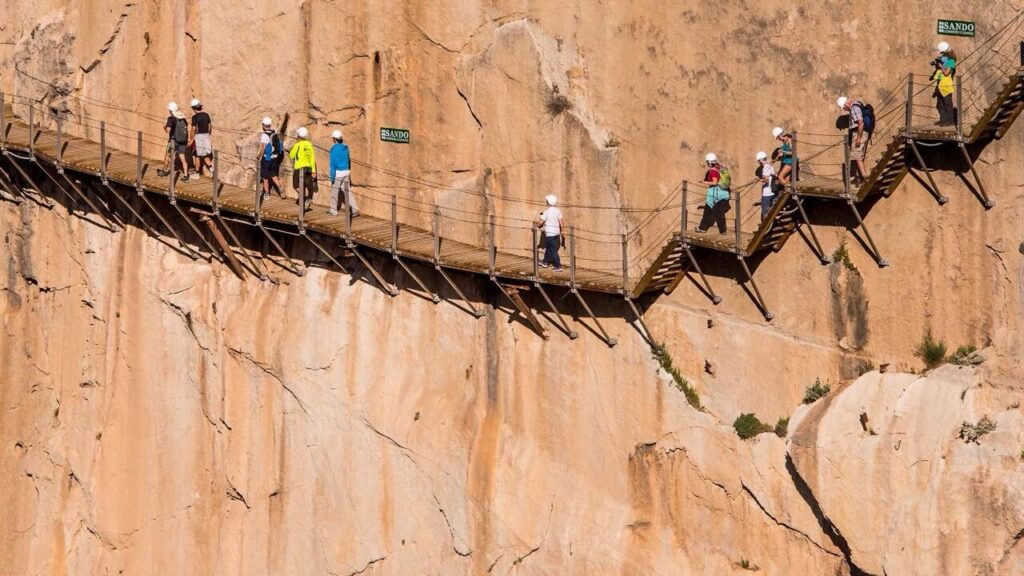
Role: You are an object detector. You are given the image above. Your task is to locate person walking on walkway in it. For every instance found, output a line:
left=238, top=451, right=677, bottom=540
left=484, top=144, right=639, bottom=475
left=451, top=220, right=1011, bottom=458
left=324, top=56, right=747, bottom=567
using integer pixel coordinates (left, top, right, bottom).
left=837, top=96, right=870, bottom=184
left=328, top=129, right=359, bottom=217
left=258, top=117, right=284, bottom=200
left=164, top=106, right=192, bottom=182
left=536, top=195, right=564, bottom=272
left=773, top=127, right=795, bottom=185
left=756, top=151, right=777, bottom=221
left=289, top=126, right=317, bottom=211
left=189, top=99, right=213, bottom=177
left=695, top=153, right=730, bottom=234
left=933, top=41, right=958, bottom=126
left=157, top=102, right=179, bottom=178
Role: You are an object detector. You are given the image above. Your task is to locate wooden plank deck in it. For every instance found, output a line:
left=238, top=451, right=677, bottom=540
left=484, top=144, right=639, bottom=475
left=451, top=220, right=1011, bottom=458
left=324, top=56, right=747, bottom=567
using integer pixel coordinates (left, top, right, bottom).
left=0, top=112, right=629, bottom=295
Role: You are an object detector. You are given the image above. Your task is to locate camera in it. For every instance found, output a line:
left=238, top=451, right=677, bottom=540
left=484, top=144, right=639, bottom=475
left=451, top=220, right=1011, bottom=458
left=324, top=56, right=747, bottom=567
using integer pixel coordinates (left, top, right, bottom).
left=931, top=57, right=944, bottom=68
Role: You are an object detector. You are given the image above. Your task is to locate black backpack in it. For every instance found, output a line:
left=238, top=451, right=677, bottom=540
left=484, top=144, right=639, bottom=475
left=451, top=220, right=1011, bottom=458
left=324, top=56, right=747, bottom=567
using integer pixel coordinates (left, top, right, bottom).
left=856, top=102, right=876, bottom=135
left=173, top=117, right=189, bottom=144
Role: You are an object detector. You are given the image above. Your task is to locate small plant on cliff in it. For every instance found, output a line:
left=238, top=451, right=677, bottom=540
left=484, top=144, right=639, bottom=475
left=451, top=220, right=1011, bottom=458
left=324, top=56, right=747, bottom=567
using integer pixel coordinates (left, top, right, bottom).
left=546, top=84, right=573, bottom=116
left=737, top=558, right=760, bottom=571
left=733, top=413, right=773, bottom=440
left=832, top=242, right=857, bottom=272
left=774, top=417, right=790, bottom=438
left=914, top=332, right=948, bottom=370
left=958, top=416, right=997, bottom=444
left=948, top=344, right=983, bottom=366
left=802, top=378, right=831, bottom=404
left=652, top=343, right=703, bottom=411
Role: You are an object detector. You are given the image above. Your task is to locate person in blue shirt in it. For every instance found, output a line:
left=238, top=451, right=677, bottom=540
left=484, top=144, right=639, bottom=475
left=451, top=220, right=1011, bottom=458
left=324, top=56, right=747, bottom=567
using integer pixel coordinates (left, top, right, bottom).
left=328, top=129, right=359, bottom=217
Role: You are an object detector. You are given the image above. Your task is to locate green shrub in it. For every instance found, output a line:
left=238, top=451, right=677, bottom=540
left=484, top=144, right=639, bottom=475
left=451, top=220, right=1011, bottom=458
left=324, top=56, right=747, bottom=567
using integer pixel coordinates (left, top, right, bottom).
left=652, top=343, right=702, bottom=411
left=774, top=417, right=789, bottom=438
left=914, top=332, right=947, bottom=369
left=958, top=416, right=996, bottom=444
left=802, top=378, right=831, bottom=404
left=832, top=242, right=857, bottom=272
left=948, top=345, right=983, bottom=366
left=734, top=413, right=772, bottom=440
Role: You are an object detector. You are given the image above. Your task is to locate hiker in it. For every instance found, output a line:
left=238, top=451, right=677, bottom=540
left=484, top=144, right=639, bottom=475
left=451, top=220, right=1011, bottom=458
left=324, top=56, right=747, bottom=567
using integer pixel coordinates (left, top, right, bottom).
left=773, top=127, right=795, bottom=185
left=535, top=195, right=564, bottom=272
left=157, top=102, right=179, bottom=177
left=837, top=96, right=872, bottom=184
left=189, top=99, right=212, bottom=177
left=933, top=41, right=958, bottom=126
left=328, top=129, right=359, bottom=217
left=756, top=151, right=777, bottom=221
left=695, top=153, right=730, bottom=234
left=163, top=105, right=192, bottom=181
left=257, top=117, right=284, bottom=199
left=288, top=126, right=317, bottom=211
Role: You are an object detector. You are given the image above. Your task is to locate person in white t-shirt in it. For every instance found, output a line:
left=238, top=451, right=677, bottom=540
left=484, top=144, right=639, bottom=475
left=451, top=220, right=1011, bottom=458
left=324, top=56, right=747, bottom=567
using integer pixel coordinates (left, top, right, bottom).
left=755, top=151, right=777, bottom=221
left=535, top=195, right=564, bottom=272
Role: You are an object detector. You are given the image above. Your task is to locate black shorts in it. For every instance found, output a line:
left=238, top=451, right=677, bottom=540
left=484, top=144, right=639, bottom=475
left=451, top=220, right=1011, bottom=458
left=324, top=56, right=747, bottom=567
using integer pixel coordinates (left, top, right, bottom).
left=174, top=142, right=190, bottom=155
left=260, top=159, right=279, bottom=180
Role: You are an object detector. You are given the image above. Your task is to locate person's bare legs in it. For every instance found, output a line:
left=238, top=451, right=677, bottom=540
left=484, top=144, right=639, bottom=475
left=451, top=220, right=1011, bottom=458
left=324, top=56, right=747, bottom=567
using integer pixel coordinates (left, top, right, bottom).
left=778, top=164, right=792, bottom=186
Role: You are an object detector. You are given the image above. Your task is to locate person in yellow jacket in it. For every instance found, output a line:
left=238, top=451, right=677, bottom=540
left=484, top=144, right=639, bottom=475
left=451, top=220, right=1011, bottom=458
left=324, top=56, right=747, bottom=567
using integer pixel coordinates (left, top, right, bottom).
left=933, top=41, right=958, bottom=126
left=289, top=126, right=318, bottom=210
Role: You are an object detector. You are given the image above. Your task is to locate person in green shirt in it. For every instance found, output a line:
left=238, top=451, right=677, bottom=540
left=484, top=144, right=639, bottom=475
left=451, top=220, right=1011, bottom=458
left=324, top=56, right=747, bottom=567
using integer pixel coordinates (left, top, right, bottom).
left=289, top=126, right=318, bottom=211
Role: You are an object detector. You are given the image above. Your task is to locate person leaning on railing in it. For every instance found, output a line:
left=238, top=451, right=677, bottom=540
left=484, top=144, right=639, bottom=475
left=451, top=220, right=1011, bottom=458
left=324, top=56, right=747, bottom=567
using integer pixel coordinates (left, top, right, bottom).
left=772, top=127, right=795, bottom=185
left=288, top=127, right=317, bottom=211
left=933, top=41, right=959, bottom=126
left=695, top=153, right=730, bottom=234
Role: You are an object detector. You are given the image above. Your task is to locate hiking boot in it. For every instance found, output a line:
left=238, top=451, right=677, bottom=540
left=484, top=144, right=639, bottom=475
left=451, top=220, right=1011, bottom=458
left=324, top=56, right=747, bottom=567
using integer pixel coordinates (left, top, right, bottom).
left=156, top=169, right=169, bottom=177
left=553, top=267, right=564, bottom=272
left=328, top=209, right=339, bottom=216
left=539, top=262, right=550, bottom=268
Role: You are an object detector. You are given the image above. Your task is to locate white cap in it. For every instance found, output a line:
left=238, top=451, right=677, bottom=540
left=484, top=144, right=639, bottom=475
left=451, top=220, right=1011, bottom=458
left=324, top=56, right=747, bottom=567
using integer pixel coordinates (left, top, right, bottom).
left=705, top=152, right=718, bottom=163
left=296, top=126, right=309, bottom=138
left=168, top=101, right=178, bottom=112
left=937, top=41, right=950, bottom=53
left=836, top=96, right=849, bottom=109
left=190, top=98, right=201, bottom=108
left=260, top=133, right=271, bottom=145
left=772, top=126, right=784, bottom=139
left=261, top=116, right=273, bottom=126
left=331, top=129, right=343, bottom=140
left=755, top=151, right=768, bottom=161
left=545, top=194, right=558, bottom=206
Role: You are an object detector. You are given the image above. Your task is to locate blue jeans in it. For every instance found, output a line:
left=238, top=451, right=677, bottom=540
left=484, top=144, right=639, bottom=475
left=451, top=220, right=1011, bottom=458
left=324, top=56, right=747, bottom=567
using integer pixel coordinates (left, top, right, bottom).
left=761, top=194, right=777, bottom=221
left=543, top=234, right=562, bottom=268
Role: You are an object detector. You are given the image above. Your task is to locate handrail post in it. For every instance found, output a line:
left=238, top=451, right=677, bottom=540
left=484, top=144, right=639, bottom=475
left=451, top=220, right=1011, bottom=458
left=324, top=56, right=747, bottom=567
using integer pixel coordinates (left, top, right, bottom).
left=254, top=171, right=262, bottom=220
left=905, top=73, right=914, bottom=135
left=681, top=180, right=688, bottom=242
left=28, top=103, right=35, bottom=158
left=621, top=233, right=629, bottom=294
left=1020, top=41, right=1023, bottom=67
left=390, top=194, right=398, bottom=254
left=211, top=151, right=220, bottom=214
left=136, top=131, right=143, bottom=193
left=488, top=214, right=496, bottom=278
left=168, top=159, right=176, bottom=205
left=100, top=121, right=107, bottom=182
left=955, top=75, right=964, bottom=139
left=297, top=170, right=306, bottom=232
left=55, top=111, right=64, bottom=172
left=791, top=130, right=799, bottom=187
left=0, top=92, right=5, bottom=150
left=432, top=205, right=441, bottom=264
left=531, top=226, right=539, bottom=279
left=344, top=177, right=352, bottom=238
left=842, top=133, right=851, bottom=197
left=734, top=185, right=742, bottom=252
left=569, top=225, right=577, bottom=289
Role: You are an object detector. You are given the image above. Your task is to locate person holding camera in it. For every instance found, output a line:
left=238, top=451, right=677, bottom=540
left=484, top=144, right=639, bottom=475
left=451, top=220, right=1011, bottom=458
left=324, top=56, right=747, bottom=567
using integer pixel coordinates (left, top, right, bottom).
left=933, top=41, right=958, bottom=126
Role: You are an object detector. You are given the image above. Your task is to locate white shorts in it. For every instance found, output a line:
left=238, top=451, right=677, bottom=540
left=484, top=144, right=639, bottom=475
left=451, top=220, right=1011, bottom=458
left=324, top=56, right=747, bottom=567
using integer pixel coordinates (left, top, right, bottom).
left=194, top=133, right=212, bottom=157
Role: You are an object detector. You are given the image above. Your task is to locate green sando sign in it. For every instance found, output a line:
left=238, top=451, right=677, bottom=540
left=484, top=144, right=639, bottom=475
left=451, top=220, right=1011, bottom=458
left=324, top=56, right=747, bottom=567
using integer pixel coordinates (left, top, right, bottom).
left=937, top=19, right=975, bottom=37
left=380, top=127, right=410, bottom=144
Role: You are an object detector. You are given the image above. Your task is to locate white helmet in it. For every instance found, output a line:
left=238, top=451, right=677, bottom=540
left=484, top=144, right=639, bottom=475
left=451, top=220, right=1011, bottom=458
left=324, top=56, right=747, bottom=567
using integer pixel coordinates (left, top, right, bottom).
left=168, top=101, right=178, bottom=112
left=261, top=116, right=273, bottom=127
left=331, top=129, right=343, bottom=140
left=296, top=126, right=309, bottom=138
left=772, top=126, right=784, bottom=139
left=545, top=194, right=558, bottom=206
left=190, top=98, right=201, bottom=108
left=836, top=96, right=849, bottom=109
left=755, top=151, right=768, bottom=162
left=705, top=152, right=718, bottom=163
left=937, top=41, right=951, bottom=53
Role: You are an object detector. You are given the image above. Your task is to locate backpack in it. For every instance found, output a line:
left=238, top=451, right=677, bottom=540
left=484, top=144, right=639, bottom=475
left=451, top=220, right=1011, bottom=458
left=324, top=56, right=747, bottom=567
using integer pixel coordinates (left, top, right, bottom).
left=173, top=117, right=189, bottom=144
left=854, top=102, right=876, bottom=135
left=718, top=165, right=732, bottom=190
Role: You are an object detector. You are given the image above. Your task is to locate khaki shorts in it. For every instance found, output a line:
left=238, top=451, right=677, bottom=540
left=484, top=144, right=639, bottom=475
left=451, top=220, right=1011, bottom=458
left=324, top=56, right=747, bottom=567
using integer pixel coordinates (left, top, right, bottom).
left=194, top=133, right=212, bottom=157
left=851, top=134, right=870, bottom=161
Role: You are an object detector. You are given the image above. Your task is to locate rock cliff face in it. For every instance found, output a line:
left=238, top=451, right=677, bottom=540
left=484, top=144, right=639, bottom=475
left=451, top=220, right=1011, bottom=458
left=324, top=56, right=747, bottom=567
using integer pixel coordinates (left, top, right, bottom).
left=2, top=1, right=1023, bottom=574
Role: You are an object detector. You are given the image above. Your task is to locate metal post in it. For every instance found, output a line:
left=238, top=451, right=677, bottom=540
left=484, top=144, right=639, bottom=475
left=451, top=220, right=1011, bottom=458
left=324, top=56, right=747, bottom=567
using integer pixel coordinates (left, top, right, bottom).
left=432, top=205, right=441, bottom=264
left=531, top=226, right=539, bottom=278
left=0, top=92, right=5, bottom=149
left=621, top=233, right=629, bottom=293
left=842, top=134, right=851, bottom=197
left=55, top=112, right=63, bottom=171
left=488, top=214, right=496, bottom=277
left=905, top=73, right=914, bottom=134
left=100, top=121, right=107, bottom=181
left=1020, top=41, right=1023, bottom=67
left=344, top=179, right=353, bottom=238
left=254, top=173, right=262, bottom=220
left=791, top=130, right=798, bottom=186
left=681, top=180, right=688, bottom=239
left=212, top=151, right=220, bottom=213
left=297, top=170, right=305, bottom=231
left=955, top=75, right=963, bottom=138
left=390, top=194, right=398, bottom=254
left=28, top=103, right=35, bottom=158
left=136, top=131, right=143, bottom=192
left=569, top=225, right=577, bottom=288
left=734, top=185, right=742, bottom=252
left=168, top=161, right=176, bottom=205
